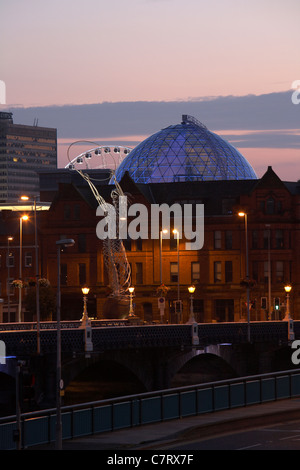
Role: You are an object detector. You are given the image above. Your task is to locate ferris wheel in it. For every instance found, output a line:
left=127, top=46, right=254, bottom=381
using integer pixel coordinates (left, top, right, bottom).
left=64, top=140, right=133, bottom=301
left=65, top=141, right=133, bottom=173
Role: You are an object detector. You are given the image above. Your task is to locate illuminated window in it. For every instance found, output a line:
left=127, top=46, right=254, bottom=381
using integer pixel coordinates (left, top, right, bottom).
left=170, top=262, right=178, bottom=282
left=191, top=262, right=200, bottom=282
left=214, top=261, right=221, bottom=283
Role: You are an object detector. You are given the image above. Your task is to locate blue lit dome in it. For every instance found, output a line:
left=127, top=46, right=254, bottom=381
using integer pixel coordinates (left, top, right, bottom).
left=114, top=115, right=257, bottom=183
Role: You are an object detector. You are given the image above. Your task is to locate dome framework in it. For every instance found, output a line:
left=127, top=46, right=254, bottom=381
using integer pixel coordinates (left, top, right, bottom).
left=114, top=115, right=257, bottom=184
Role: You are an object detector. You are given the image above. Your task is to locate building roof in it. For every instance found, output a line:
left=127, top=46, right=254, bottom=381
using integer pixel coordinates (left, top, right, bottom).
left=114, top=115, right=257, bottom=184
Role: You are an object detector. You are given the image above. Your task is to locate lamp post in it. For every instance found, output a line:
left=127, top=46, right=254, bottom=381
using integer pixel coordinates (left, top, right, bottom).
left=265, top=224, right=272, bottom=320
left=81, top=286, right=90, bottom=323
left=159, top=229, right=168, bottom=285
left=56, top=238, right=75, bottom=450
left=283, top=284, right=294, bottom=341
left=21, top=195, right=40, bottom=353
left=128, top=286, right=135, bottom=317
left=187, top=285, right=196, bottom=323
left=238, top=212, right=250, bottom=342
left=18, top=215, right=29, bottom=322
left=173, top=229, right=181, bottom=322
left=283, top=285, right=292, bottom=320
left=7, top=236, right=13, bottom=323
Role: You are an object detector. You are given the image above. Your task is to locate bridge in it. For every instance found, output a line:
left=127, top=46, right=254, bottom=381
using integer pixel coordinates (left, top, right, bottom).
left=0, top=320, right=298, bottom=418
left=0, top=319, right=297, bottom=355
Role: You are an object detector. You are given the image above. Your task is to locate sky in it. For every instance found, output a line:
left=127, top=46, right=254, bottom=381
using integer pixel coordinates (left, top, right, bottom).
left=0, top=0, right=299, bottom=180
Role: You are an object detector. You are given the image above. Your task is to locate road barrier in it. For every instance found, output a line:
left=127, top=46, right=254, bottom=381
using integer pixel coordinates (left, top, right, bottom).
left=1, top=368, right=300, bottom=449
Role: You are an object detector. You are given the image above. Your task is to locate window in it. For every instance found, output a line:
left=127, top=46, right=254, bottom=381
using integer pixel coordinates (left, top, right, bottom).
left=225, top=261, right=233, bottom=283
left=136, top=238, right=143, bottom=251
left=266, top=198, right=275, bottom=215
left=7, top=278, right=14, bottom=296
left=136, top=262, right=143, bottom=284
left=74, top=204, right=80, bottom=220
left=275, top=229, right=284, bottom=249
left=214, top=261, right=221, bottom=283
left=25, top=252, right=32, bottom=267
left=276, top=261, right=284, bottom=283
left=78, top=233, right=86, bottom=253
left=7, top=251, right=14, bottom=267
left=252, top=230, right=258, bottom=249
left=170, top=262, right=178, bottom=282
left=222, top=198, right=236, bottom=215
left=225, top=231, right=232, bottom=249
left=79, top=263, right=86, bottom=285
left=123, top=237, right=132, bottom=251
left=191, top=262, right=200, bottom=282
left=60, top=263, right=67, bottom=285
left=214, top=231, right=221, bottom=249
left=264, top=261, right=271, bottom=283
left=64, top=204, right=71, bottom=220
left=263, top=230, right=270, bottom=249
left=252, top=261, right=259, bottom=282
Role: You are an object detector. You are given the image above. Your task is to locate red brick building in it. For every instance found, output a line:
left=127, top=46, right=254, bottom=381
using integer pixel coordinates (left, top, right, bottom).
left=0, top=165, right=299, bottom=324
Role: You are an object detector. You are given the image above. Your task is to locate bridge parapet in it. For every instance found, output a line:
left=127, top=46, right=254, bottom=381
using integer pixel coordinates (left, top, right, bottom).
left=0, top=320, right=295, bottom=357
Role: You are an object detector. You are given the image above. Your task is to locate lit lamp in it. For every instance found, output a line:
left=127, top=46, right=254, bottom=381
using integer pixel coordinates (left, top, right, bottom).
left=21, top=195, right=40, bottom=353
left=187, top=285, right=196, bottom=323
left=128, top=286, right=135, bottom=317
left=173, top=228, right=181, bottom=322
left=81, top=287, right=90, bottom=323
left=159, top=229, right=168, bottom=285
left=7, top=236, right=13, bottom=323
left=18, top=215, right=29, bottom=322
left=283, top=285, right=292, bottom=321
left=238, top=211, right=250, bottom=342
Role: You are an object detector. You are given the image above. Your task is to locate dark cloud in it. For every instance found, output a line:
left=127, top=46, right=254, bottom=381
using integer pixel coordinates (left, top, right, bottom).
left=4, top=91, right=299, bottom=149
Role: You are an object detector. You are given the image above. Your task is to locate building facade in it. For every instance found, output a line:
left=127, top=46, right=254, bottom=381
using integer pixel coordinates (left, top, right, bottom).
left=0, top=166, right=299, bottom=324
left=0, top=112, right=57, bottom=202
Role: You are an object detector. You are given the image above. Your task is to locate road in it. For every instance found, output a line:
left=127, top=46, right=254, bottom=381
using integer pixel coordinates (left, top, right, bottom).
left=163, top=419, right=300, bottom=450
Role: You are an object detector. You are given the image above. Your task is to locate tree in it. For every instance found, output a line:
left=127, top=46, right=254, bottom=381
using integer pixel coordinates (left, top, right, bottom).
left=24, top=279, right=56, bottom=321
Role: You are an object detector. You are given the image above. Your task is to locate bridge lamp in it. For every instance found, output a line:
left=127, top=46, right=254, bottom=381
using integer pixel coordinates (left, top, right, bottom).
left=81, top=287, right=90, bottom=323
left=128, top=286, right=135, bottom=317
left=238, top=211, right=250, bottom=342
left=187, top=285, right=196, bottom=324
left=55, top=238, right=75, bottom=450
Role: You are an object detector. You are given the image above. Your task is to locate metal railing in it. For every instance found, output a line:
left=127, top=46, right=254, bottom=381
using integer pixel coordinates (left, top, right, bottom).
left=1, top=368, right=300, bottom=450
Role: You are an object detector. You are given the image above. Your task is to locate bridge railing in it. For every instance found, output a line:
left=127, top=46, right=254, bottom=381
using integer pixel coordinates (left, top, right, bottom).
left=0, top=319, right=131, bottom=331
left=1, top=368, right=300, bottom=450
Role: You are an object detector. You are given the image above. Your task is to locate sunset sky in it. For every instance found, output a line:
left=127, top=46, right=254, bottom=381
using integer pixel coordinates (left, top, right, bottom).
left=0, top=0, right=299, bottom=180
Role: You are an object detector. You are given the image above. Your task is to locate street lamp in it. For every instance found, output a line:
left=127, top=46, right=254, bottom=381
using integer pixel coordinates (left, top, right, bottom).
left=7, top=237, right=13, bottom=323
left=128, top=286, right=135, bottom=317
left=159, top=229, right=168, bottom=285
left=18, top=215, right=29, bottom=322
left=56, top=238, right=75, bottom=450
left=187, top=285, right=196, bottom=323
left=283, top=285, right=292, bottom=320
left=21, top=195, right=40, bottom=353
left=238, top=211, right=250, bottom=342
left=173, top=229, right=181, bottom=322
left=283, top=284, right=294, bottom=341
left=81, top=286, right=90, bottom=323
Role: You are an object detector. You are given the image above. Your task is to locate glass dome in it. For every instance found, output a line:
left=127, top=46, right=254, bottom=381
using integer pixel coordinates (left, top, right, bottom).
left=113, top=115, right=257, bottom=184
